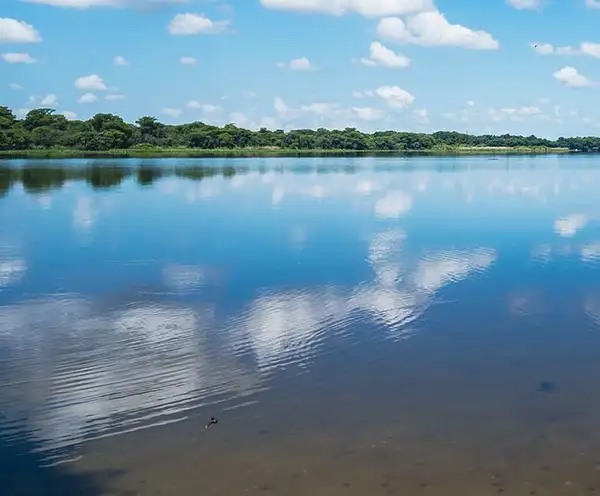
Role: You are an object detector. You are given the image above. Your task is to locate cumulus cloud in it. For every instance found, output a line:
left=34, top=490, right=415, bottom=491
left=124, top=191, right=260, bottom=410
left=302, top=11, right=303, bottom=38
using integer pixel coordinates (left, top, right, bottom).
left=180, top=56, right=198, bottom=64
left=553, top=66, right=596, bottom=88
left=20, top=0, right=189, bottom=7
left=506, top=0, right=541, bottom=9
left=78, top=93, right=98, bottom=103
left=1, top=52, right=37, bottom=63
left=113, top=55, right=129, bottom=65
left=40, top=94, right=58, bottom=106
left=375, top=85, right=415, bottom=109
left=259, top=0, right=434, bottom=17
left=531, top=41, right=600, bottom=58
left=0, top=18, right=42, bottom=43
left=167, top=13, right=230, bottom=35
left=162, top=107, right=182, bottom=118
left=60, top=110, right=77, bottom=120
left=186, top=100, right=222, bottom=113
left=377, top=11, right=499, bottom=49
left=277, top=57, right=316, bottom=71
left=75, top=74, right=108, bottom=91
left=360, top=41, right=410, bottom=68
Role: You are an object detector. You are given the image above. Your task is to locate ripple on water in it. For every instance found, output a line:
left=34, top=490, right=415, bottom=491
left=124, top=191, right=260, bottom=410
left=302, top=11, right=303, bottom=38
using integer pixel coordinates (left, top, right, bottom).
left=0, top=297, right=265, bottom=463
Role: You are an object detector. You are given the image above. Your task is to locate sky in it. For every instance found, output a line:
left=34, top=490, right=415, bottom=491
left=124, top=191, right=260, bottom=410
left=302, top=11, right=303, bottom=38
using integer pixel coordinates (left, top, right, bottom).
left=2, top=0, right=600, bottom=138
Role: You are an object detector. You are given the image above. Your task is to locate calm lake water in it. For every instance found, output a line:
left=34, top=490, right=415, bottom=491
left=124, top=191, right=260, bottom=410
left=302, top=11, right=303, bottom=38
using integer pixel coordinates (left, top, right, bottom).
left=2, top=155, right=600, bottom=495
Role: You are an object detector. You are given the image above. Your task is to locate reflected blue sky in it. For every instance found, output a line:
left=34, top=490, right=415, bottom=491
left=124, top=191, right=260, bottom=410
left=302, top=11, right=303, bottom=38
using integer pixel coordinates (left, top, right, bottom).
left=1, top=156, right=600, bottom=466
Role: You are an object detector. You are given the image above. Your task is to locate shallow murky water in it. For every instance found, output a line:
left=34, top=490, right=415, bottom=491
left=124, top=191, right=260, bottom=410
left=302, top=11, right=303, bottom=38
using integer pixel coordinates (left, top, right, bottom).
left=2, top=155, right=600, bottom=495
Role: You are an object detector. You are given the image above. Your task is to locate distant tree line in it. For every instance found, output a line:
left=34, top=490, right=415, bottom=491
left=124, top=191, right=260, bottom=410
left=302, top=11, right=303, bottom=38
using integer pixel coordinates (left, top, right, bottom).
left=1, top=105, right=600, bottom=152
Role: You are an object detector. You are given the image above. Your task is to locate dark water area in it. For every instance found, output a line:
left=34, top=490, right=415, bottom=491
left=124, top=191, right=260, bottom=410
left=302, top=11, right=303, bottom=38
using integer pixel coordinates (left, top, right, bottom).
left=2, top=155, right=600, bottom=495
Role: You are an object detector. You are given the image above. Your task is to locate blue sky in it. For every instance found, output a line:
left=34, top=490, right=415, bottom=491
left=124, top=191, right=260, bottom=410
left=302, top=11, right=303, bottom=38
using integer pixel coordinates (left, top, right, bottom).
left=2, top=0, right=600, bottom=137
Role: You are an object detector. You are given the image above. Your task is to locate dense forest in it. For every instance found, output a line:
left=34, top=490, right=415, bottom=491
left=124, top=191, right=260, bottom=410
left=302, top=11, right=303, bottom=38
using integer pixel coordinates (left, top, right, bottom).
left=2, top=105, right=600, bottom=153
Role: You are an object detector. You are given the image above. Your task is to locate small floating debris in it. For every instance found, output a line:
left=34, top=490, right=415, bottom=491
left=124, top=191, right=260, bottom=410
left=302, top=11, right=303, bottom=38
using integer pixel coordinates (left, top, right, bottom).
left=205, top=416, right=219, bottom=430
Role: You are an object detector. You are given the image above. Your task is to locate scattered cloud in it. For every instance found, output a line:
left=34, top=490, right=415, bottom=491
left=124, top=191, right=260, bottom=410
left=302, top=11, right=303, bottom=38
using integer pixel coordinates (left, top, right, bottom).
left=162, top=107, right=182, bottom=118
left=353, top=90, right=374, bottom=98
left=531, top=41, right=600, bottom=58
left=507, top=0, right=541, bottom=9
left=60, top=110, right=77, bottom=120
left=9, top=83, right=23, bottom=90
left=375, top=85, right=415, bottom=109
left=186, top=100, right=222, bottom=113
left=553, top=66, right=596, bottom=88
left=75, top=74, right=108, bottom=91
left=359, top=41, right=410, bottom=68
left=20, top=0, right=190, bottom=7
left=39, top=94, right=57, bottom=106
left=180, top=56, right=198, bottom=64
left=351, top=107, right=386, bottom=121
left=1, top=52, right=37, bottom=63
left=377, top=11, right=499, bottom=50
left=167, top=13, right=230, bottom=35
left=78, top=93, right=98, bottom=103
left=242, top=91, right=257, bottom=99
left=277, top=57, right=316, bottom=71
left=586, top=0, right=600, bottom=8
left=259, top=0, right=435, bottom=17
left=113, top=55, right=129, bottom=65
left=105, top=94, right=125, bottom=101
left=0, top=18, right=42, bottom=43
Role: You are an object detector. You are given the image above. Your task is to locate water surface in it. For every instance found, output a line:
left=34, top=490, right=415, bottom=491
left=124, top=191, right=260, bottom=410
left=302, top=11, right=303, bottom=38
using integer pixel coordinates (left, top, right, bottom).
left=2, top=155, right=600, bottom=495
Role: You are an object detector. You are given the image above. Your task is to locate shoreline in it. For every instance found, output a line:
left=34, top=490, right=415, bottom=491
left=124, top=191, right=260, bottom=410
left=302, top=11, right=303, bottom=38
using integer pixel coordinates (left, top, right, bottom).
left=0, top=146, right=572, bottom=159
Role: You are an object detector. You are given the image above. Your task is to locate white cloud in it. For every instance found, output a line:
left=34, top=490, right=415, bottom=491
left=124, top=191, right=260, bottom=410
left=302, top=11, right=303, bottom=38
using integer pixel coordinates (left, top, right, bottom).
left=554, top=213, right=589, bottom=237
left=162, top=107, right=182, bottom=118
left=259, top=0, right=435, bottom=17
left=60, top=110, right=77, bottom=120
left=531, top=41, right=600, bottom=58
left=1, top=52, right=37, bottom=63
left=353, top=90, right=374, bottom=98
left=180, top=56, right=198, bottom=64
left=507, top=0, right=541, bottom=9
left=20, top=0, right=189, bottom=7
left=277, top=57, right=316, bottom=71
left=352, top=107, right=386, bottom=121
left=0, top=18, right=42, bottom=43
left=113, top=55, right=129, bottom=65
left=74, top=74, right=107, bottom=91
left=78, top=93, right=98, bottom=103
left=360, top=41, right=410, bottom=68
left=553, top=66, right=596, bottom=88
left=375, top=85, right=415, bottom=108
left=186, top=100, right=222, bottom=113
left=167, top=13, right=230, bottom=35
left=377, top=11, right=499, bottom=49
left=375, top=191, right=413, bottom=218
left=586, top=0, right=600, bottom=8
left=229, top=112, right=249, bottom=126
left=9, top=83, right=23, bottom=90
left=488, top=106, right=542, bottom=121
left=39, top=94, right=57, bottom=106
left=105, top=94, right=125, bottom=101
left=413, top=108, right=429, bottom=123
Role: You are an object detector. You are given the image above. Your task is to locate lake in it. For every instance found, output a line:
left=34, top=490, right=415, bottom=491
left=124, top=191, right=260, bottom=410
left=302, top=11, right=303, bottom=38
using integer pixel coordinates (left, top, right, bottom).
left=2, top=155, right=600, bottom=495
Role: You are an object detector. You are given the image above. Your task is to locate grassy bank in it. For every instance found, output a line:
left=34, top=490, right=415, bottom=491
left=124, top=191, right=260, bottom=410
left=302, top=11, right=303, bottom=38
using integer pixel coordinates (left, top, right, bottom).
left=0, top=146, right=571, bottom=159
